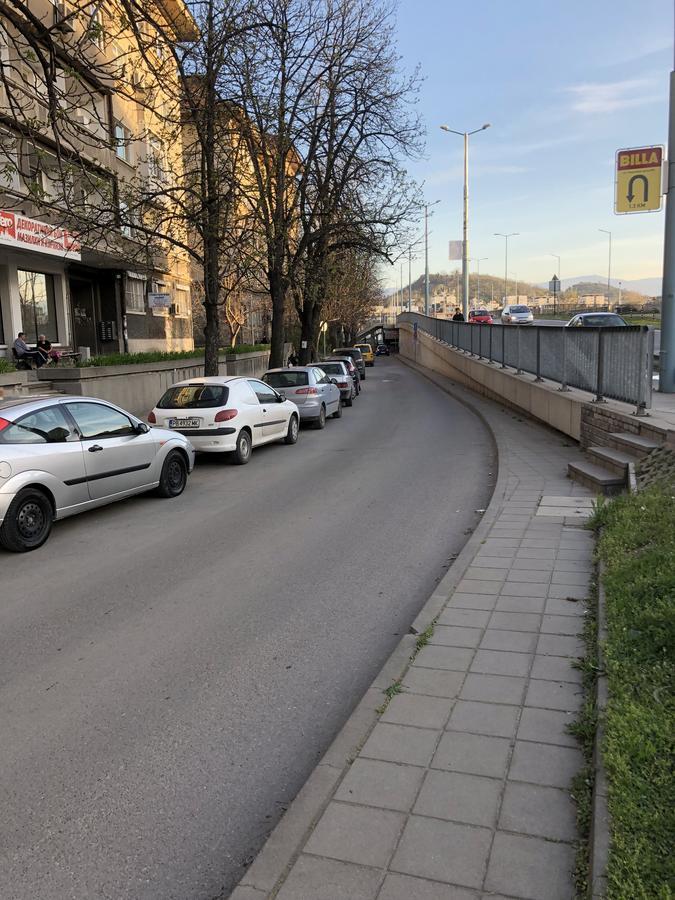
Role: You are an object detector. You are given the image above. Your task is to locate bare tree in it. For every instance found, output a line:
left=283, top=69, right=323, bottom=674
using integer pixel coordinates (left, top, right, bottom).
left=224, top=0, right=423, bottom=366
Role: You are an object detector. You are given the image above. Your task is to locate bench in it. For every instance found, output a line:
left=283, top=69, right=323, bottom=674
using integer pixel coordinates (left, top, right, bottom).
left=11, top=348, right=35, bottom=370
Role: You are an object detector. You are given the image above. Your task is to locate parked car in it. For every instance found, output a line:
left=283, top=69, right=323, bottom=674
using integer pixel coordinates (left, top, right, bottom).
left=501, top=304, right=534, bottom=324
left=375, top=343, right=390, bottom=356
left=333, top=347, right=366, bottom=379
left=324, top=355, right=361, bottom=394
left=0, top=395, right=195, bottom=552
left=354, top=342, right=375, bottom=366
left=565, top=313, right=628, bottom=327
left=312, top=360, right=355, bottom=405
left=468, top=309, right=493, bottom=324
left=263, top=367, right=341, bottom=428
left=150, top=376, right=299, bottom=462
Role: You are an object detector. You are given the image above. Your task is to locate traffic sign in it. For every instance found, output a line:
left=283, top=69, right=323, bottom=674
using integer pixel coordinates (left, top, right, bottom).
left=549, top=275, right=560, bottom=293
left=615, top=145, right=664, bottom=214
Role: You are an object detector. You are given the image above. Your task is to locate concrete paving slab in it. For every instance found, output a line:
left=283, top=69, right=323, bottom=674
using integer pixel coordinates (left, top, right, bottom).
left=499, top=782, right=577, bottom=841
left=379, top=872, right=479, bottom=900
left=459, top=673, right=527, bottom=705
left=446, top=700, right=519, bottom=738
left=525, top=678, right=583, bottom=712
left=402, top=667, right=465, bottom=699
left=488, top=610, right=542, bottom=631
left=509, top=741, right=584, bottom=788
left=479, top=629, right=538, bottom=653
left=432, top=732, right=511, bottom=779
left=494, top=595, right=546, bottom=614
left=303, top=802, right=404, bottom=868
left=470, top=649, right=532, bottom=677
left=391, top=816, right=492, bottom=889
left=541, top=614, right=584, bottom=635
left=413, top=770, right=502, bottom=828
left=430, top=625, right=484, bottom=648
left=275, top=855, right=382, bottom=900
left=381, top=693, right=454, bottom=730
left=484, top=831, right=576, bottom=900
left=517, top=706, right=578, bottom=748
left=334, top=759, right=425, bottom=812
left=415, top=644, right=476, bottom=672
left=530, top=654, right=583, bottom=684
left=361, top=723, right=438, bottom=767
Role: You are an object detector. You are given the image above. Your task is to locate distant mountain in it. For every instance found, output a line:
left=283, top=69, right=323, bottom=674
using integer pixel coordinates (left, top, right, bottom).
left=538, top=275, right=661, bottom=297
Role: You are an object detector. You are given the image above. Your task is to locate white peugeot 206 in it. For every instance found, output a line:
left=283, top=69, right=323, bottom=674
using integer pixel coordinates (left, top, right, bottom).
left=149, top=376, right=300, bottom=464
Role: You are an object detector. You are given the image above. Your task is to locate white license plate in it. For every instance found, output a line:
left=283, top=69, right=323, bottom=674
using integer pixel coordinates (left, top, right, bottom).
left=169, top=418, right=200, bottom=428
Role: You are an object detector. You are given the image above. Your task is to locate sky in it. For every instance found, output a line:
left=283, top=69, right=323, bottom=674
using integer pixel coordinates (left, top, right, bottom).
left=386, top=0, right=674, bottom=291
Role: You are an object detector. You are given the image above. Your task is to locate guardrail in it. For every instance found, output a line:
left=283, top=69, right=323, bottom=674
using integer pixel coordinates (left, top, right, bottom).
left=399, top=313, right=654, bottom=413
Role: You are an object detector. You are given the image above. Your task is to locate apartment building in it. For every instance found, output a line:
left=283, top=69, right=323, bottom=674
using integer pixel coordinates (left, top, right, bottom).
left=0, top=0, right=197, bottom=358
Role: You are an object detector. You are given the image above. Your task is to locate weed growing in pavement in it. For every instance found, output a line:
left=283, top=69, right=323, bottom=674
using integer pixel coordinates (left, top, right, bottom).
left=415, top=625, right=434, bottom=652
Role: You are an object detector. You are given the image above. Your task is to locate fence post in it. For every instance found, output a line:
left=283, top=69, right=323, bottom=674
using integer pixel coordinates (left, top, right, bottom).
left=593, top=329, right=605, bottom=403
left=488, top=324, right=493, bottom=364
left=534, top=327, right=543, bottom=381
left=634, top=327, right=654, bottom=415
left=516, top=326, right=523, bottom=375
left=559, top=325, right=569, bottom=391
left=477, top=325, right=484, bottom=360
left=500, top=324, right=506, bottom=368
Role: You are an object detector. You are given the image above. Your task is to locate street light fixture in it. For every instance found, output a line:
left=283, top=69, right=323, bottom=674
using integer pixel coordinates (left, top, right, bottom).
left=599, top=229, right=612, bottom=310
left=494, top=232, right=519, bottom=307
left=423, top=200, right=441, bottom=316
left=440, top=122, right=491, bottom=320
left=550, top=254, right=561, bottom=315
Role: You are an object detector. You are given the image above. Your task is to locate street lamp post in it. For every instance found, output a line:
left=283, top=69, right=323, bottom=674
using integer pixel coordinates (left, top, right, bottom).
left=599, top=229, right=612, bottom=310
left=423, top=200, right=440, bottom=316
left=550, top=254, right=561, bottom=315
left=440, top=123, right=490, bottom=320
left=472, top=257, right=488, bottom=306
left=408, top=246, right=412, bottom=312
left=494, top=233, right=519, bottom=308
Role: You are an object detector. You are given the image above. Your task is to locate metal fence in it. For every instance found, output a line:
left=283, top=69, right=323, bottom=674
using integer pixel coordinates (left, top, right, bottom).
left=399, top=313, right=654, bottom=413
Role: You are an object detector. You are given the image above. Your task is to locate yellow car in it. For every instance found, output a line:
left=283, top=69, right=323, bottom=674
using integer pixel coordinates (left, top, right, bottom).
left=355, top=342, right=374, bottom=366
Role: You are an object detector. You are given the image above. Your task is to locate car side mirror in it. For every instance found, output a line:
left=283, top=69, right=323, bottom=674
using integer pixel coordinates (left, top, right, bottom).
left=277, top=393, right=284, bottom=402
left=136, top=421, right=150, bottom=434
left=330, top=378, right=338, bottom=385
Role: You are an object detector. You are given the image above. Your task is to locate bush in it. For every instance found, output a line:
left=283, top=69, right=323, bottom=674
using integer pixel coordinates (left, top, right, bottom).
left=77, top=345, right=269, bottom=367
left=0, top=358, right=16, bottom=374
left=592, top=486, right=675, bottom=900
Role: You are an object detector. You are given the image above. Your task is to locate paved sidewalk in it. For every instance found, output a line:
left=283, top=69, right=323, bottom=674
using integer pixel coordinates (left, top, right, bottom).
left=235, top=363, right=596, bottom=900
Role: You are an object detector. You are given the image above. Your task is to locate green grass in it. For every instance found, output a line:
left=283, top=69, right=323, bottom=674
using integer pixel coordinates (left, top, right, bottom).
left=0, top=358, right=15, bottom=373
left=590, top=485, right=675, bottom=900
left=77, top=345, right=269, bottom=367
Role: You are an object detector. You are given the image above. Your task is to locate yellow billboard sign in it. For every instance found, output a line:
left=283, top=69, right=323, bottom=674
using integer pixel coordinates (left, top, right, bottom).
left=615, top=146, right=664, bottom=214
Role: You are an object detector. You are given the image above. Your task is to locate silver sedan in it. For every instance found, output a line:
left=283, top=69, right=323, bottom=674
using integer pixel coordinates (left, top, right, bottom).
left=0, top=395, right=195, bottom=552
left=262, top=366, right=342, bottom=428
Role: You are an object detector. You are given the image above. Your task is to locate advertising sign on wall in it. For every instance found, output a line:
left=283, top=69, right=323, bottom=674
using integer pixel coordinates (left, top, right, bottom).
left=0, top=210, right=81, bottom=259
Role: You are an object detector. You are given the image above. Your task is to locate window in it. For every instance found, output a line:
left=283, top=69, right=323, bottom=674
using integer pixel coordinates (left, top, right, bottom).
left=114, top=121, right=131, bottom=162
left=313, top=368, right=330, bottom=384
left=18, top=270, right=58, bottom=343
left=119, top=200, right=133, bottom=238
left=66, top=402, right=135, bottom=439
left=247, top=380, right=278, bottom=404
left=147, top=134, right=164, bottom=183
left=125, top=274, right=145, bottom=314
left=87, top=4, right=105, bottom=48
left=0, top=406, right=75, bottom=445
left=263, top=371, right=308, bottom=388
left=151, top=279, right=168, bottom=316
left=174, top=285, right=189, bottom=317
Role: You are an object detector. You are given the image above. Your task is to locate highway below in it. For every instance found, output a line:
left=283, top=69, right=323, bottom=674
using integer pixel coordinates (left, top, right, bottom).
left=0, top=357, right=495, bottom=900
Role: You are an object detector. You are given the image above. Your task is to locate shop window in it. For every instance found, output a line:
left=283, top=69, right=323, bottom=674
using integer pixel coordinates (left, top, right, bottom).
left=18, top=270, right=58, bottom=343
left=125, top=275, right=145, bottom=314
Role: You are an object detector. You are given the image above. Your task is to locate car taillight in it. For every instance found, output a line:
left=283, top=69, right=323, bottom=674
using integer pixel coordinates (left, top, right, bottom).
left=215, top=409, right=238, bottom=422
left=295, top=387, right=319, bottom=395
left=147, top=411, right=156, bottom=424
left=0, top=417, right=10, bottom=432
left=337, top=381, right=348, bottom=388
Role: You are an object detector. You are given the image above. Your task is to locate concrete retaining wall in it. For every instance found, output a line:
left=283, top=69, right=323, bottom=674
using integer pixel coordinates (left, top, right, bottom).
left=37, top=350, right=270, bottom=418
left=400, top=323, right=584, bottom=440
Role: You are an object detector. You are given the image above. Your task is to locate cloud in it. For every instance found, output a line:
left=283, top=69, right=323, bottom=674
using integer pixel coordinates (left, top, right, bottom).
left=565, top=78, right=659, bottom=114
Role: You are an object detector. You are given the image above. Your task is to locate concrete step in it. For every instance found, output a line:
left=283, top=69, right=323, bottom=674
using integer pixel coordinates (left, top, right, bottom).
left=609, top=432, right=661, bottom=458
left=588, top=446, right=640, bottom=478
left=568, top=460, right=625, bottom=495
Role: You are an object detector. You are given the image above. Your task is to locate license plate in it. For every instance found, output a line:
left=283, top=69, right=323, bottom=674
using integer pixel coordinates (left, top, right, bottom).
left=169, top=418, right=200, bottom=428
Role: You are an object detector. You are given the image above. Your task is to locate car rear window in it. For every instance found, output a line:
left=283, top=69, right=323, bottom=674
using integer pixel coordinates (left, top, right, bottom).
left=356, top=344, right=371, bottom=352
left=264, top=371, right=309, bottom=387
left=335, top=348, right=363, bottom=359
left=472, top=310, right=489, bottom=317
left=511, top=306, right=530, bottom=313
left=157, top=384, right=228, bottom=409
left=319, top=363, right=344, bottom=375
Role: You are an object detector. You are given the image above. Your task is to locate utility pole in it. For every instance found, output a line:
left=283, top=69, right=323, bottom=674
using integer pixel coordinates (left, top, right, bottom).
left=441, top=123, right=490, bottom=319
left=423, top=200, right=440, bottom=316
left=474, top=257, right=488, bottom=306
left=599, top=229, right=612, bottom=310
left=661, top=33, right=675, bottom=390
left=408, top=246, right=412, bottom=312
left=495, top=233, right=518, bottom=307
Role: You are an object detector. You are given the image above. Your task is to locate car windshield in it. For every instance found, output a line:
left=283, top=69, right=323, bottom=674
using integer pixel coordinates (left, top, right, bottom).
left=157, top=384, right=228, bottom=409
left=264, top=371, right=309, bottom=387
left=582, top=315, right=626, bottom=327
left=511, top=306, right=530, bottom=313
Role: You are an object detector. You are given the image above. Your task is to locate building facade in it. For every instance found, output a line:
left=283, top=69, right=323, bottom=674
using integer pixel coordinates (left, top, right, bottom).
left=0, top=0, right=197, bottom=359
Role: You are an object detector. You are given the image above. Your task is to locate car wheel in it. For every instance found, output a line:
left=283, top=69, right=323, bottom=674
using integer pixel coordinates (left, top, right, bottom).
left=233, top=428, right=252, bottom=464
left=156, top=450, right=188, bottom=498
left=0, top=488, right=53, bottom=552
left=314, top=405, right=326, bottom=429
left=361, top=371, right=366, bottom=380
left=345, top=394, right=353, bottom=407
left=332, top=400, right=342, bottom=419
left=284, top=415, right=299, bottom=444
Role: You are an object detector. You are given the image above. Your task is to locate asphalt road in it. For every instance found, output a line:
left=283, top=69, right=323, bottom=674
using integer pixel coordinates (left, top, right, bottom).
left=0, top=357, right=495, bottom=900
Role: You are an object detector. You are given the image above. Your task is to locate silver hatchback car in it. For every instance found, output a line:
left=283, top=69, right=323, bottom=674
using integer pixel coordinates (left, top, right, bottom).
left=0, top=395, right=195, bottom=552
left=262, top=366, right=342, bottom=428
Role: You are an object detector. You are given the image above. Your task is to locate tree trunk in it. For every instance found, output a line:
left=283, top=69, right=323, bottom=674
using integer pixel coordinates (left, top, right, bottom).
left=203, top=232, right=221, bottom=376
left=269, top=272, right=287, bottom=367
left=298, top=303, right=316, bottom=364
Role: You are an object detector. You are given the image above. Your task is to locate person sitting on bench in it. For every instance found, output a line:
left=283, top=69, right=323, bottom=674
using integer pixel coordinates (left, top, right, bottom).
left=13, top=332, right=45, bottom=368
left=36, top=334, right=60, bottom=365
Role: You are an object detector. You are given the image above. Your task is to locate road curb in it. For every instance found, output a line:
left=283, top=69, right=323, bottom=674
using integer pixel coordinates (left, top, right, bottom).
left=589, top=562, right=610, bottom=898
left=232, top=359, right=506, bottom=899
